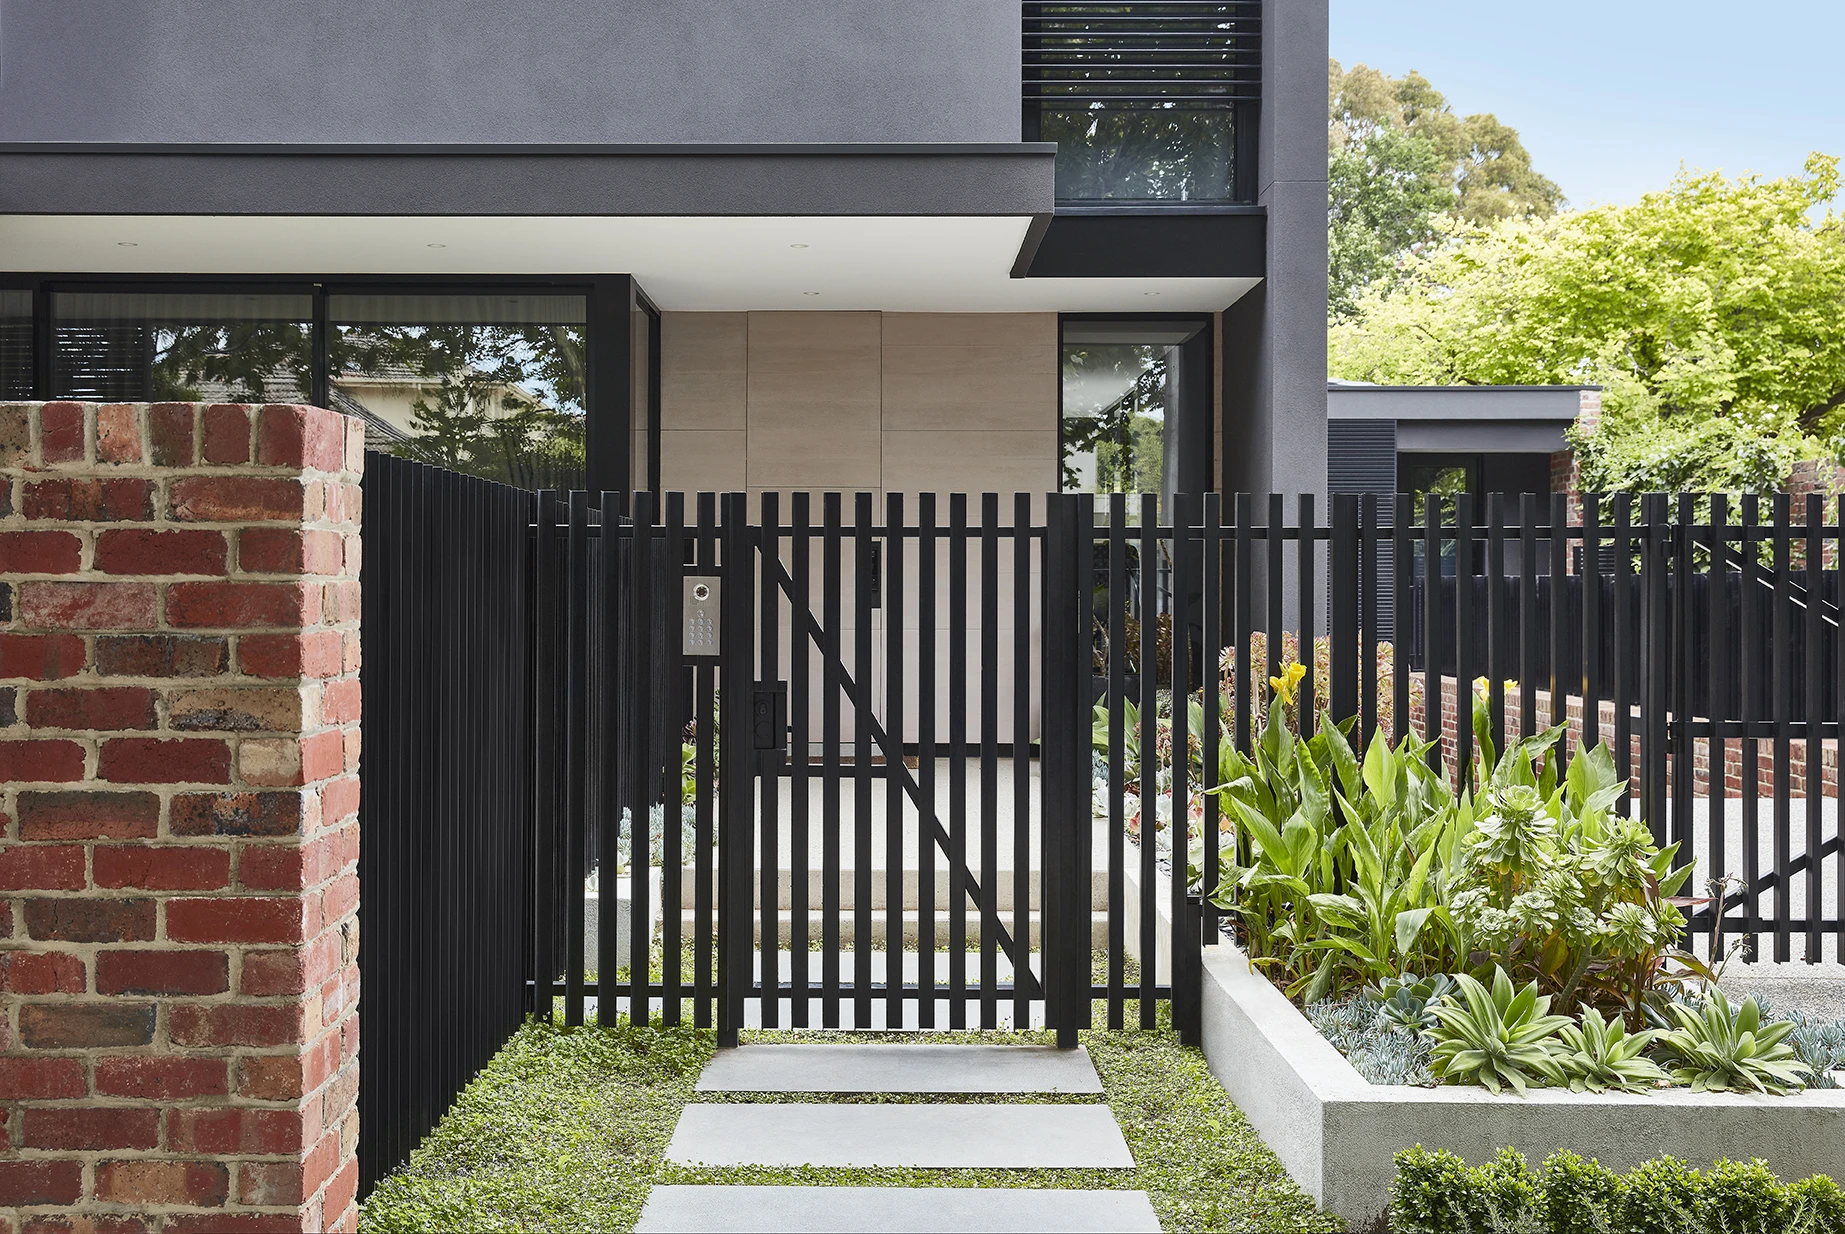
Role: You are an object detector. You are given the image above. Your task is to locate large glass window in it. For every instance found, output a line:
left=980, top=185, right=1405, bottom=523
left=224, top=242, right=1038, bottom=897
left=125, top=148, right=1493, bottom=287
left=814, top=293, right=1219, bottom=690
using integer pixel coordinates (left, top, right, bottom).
left=329, top=293, right=587, bottom=487
left=0, top=291, right=30, bottom=400
left=1038, top=104, right=1237, bottom=203
left=1060, top=318, right=1211, bottom=519
left=50, top=291, right=313, bottom=403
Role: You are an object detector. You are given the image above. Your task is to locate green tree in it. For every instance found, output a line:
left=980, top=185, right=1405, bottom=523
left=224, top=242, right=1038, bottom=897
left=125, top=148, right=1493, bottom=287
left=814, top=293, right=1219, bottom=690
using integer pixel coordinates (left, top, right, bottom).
left=1329, top=155, right=1845, bottom=491
left=1328, top=61, right=1563, bottom=316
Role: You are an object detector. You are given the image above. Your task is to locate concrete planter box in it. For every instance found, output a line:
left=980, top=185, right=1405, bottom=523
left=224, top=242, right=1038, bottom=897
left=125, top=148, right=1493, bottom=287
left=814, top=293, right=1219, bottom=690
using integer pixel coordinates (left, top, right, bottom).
left=1128, top=853, right=1845, bottom=1226
left=584, top=868, right=662, bottom=974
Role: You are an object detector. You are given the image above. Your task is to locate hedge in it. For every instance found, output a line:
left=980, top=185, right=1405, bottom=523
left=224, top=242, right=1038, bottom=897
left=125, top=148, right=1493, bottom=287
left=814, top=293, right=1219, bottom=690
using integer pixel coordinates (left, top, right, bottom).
left=1390, top=1146, right=1845, bottom=1234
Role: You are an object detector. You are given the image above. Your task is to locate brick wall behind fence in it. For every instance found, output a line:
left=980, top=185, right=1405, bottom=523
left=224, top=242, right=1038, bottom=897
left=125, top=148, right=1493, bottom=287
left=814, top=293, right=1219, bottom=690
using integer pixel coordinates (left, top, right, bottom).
left=1407, top=675, right=1840, bottom=806
left=0, top=402, right=362, bottom=1233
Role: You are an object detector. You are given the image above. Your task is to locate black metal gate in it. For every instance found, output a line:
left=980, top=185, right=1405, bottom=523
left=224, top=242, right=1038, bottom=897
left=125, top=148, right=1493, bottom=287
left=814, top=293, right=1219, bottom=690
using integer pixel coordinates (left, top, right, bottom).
left=525, top=490, right=1189, bottom=1049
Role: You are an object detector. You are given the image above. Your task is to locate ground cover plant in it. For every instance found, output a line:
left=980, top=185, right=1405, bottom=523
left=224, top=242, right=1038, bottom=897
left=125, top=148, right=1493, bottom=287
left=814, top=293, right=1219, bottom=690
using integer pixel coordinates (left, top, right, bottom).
left=359, top=967, right=1338, bottom=1232
left=1389, top=1145, right=1845, bottom=1234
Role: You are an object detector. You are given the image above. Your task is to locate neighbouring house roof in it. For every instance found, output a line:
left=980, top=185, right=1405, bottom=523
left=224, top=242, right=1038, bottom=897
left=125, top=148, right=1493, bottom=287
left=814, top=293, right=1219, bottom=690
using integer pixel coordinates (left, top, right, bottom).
left=1328, top=383, right=1600, bottom=453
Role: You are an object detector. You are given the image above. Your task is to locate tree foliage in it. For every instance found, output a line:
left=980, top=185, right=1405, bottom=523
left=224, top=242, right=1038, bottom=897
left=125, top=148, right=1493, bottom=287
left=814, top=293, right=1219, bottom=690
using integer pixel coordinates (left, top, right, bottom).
left=1330, top=154, right=1845, bottom=491
left=1329, top=61, right=1563, bottom=317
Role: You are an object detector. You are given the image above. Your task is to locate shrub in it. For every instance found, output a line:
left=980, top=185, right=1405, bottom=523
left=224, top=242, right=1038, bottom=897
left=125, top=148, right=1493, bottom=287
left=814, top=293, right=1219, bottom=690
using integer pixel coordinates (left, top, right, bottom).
left=1392, top=1148, right=1845, bottom=1234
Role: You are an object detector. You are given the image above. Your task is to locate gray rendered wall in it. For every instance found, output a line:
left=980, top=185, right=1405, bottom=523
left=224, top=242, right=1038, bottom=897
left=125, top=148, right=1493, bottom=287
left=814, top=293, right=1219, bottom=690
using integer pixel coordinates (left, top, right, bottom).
left=0, top=0, right=1020, bottom=144
left=1221, top=0, right=1329, bottom=501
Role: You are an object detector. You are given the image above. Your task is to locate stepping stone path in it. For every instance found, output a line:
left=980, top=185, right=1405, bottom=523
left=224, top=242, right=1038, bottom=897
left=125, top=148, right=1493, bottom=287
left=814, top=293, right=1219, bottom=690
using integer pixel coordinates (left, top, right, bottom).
left=638, top=1043, right=1160, bottom=1233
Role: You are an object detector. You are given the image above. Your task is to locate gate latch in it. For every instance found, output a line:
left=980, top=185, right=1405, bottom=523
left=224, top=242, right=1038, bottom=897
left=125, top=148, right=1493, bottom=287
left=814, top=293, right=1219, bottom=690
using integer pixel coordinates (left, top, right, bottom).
left=751, top=682, right=789, bottom=766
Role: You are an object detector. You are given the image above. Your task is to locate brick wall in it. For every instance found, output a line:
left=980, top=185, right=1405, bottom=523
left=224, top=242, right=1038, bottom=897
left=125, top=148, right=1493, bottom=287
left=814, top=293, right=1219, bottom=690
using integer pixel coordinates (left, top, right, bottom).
left=0, top=402, right=362, bottom=1232
left=1406, top=674, right=1839, bottom=802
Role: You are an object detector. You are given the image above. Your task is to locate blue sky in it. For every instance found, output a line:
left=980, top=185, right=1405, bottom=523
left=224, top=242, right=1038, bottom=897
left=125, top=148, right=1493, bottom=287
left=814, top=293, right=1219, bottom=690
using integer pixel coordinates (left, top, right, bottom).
left=1330, top=0, right=1845, bottom=208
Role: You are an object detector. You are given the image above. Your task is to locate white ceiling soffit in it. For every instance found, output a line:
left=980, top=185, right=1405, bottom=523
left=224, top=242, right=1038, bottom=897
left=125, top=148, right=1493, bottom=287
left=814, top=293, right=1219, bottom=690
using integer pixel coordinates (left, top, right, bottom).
left=0, top=214, right=1259, bottom=313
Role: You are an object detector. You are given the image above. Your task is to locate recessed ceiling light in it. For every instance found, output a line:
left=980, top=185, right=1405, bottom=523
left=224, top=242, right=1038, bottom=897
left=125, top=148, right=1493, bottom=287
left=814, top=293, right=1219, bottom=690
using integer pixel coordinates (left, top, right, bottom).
left=1142, top=291, right=1161, bottom=297
left=117, top=241, right=138, bottom=248
left=426, top=242, right=448, bottom=249
left=790, top=243, right=809, bottom=249
left=803, top=291, right=821, bottom=296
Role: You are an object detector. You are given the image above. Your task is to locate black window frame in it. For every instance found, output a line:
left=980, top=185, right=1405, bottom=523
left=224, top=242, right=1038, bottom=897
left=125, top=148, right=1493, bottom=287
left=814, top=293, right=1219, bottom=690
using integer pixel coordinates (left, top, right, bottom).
left=0, top=272, right=656, bottom=494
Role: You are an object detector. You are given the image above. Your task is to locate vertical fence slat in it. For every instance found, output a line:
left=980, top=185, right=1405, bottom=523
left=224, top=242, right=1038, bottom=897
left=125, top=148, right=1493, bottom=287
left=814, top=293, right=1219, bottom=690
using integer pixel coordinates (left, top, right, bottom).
left=596, top=494, right=622, bottom=1026
left=1455, top=493, right=1475, bottom=790
left=759, top=493, right=782, bottom=1027
left=1202, top=492, right=1223, bottom=944
left=1520, top=492, right=1540, bottom=742
left=1837, top=494, right=1844, bottom=960
left=1548, top=493, right=1570, bottom=771
left=782, top=493, right=806, bottom=1026
left=1013, top=493, right=1034, bottom=1026
left=1642, top=493, right=1671, bottom=842
left=1772, top=494, right=1793, bottom=960
left=1613, top=495, right=1635, bottom=817
left=980, top=493, right=1001, bottom=1029
left=1107, top=493, right=1128, bottom=1029
left=1138, top=492, right=1159, bottom=1030
left=917, top=494, right=938, bottom=1028
left=1487, top=494, right=1508, bottom=755
left=1423, top=496, right=1441, bottom=770
left=1170, top=491, right=1197, bottom=1041
left=694, top=493, right=719, bottom=1027
left=1393, top=494, right=1411, bottom=747
left=1297, top=494, right=1316, bottom=738
left=1671, top=494, right=1696, bottom=877
left=1359, top=493, right=1378, bottom=749
left=1708, top=493, right=1730, bottom=950
left=1235, top=494, right=1254, bottom=758
left=1806, top=493, right=1824, bottom=960
left=886, top=493, right=907, bottom=1029
left=564, top=491, right=590, bottom=1027
left=663, top=492, right=687, bottom=1025
left=1330, top=494, right=1358, bottom=730
left=1741, top=494, right=1762, bottom=957
left=718, top=491, right=755, bottom=1047
left=627, top=492, right=658, bottom=1026
left=822, top=494, right=843, bottom=1025
left=949, top=493, right=970, bottom=1028
left=853, top=493, right=875, bottom=1026
left=1582, top=494, right=1603, bottom=766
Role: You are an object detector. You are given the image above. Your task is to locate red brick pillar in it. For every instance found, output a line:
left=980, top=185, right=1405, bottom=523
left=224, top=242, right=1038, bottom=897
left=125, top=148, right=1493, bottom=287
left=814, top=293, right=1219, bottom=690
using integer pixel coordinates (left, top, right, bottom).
left=0, top=402, right=362, bottom=1232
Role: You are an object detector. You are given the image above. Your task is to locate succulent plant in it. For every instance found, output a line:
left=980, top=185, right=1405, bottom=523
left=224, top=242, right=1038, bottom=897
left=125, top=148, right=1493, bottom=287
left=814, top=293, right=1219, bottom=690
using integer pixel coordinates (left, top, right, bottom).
left=1365, top=972, right=1459, bottom=1033
left=1781, top=1012, right=1845, bottom=1090
left=1655, top=989, right=1811, bottom=1094
left=1546, top=1006, right=1667, bottom=1093
left=1305, top=996, right=1434, bottom=1086
left=1427, top=967, right=1572, bottom=1094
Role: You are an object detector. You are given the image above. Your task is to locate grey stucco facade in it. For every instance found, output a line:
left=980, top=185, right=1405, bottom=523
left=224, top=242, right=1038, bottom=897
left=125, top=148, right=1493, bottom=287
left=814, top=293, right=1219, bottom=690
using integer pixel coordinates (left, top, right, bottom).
left=1222, top=0, right=1330, bottom=503
left=0, top=0, right=1022, bottom=145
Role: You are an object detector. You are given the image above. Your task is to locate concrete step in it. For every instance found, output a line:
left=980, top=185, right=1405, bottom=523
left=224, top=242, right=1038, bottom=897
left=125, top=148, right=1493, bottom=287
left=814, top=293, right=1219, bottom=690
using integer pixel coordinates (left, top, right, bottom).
left=665, top=1103, right=1135, bottom=1169
left=696, top=1044, right=1103, bottom=1094
left=667, top=867, right=1113, bottom=911
left=681, top=907, right=1111, bottom=948
left=636, top=1186, right=1161, bottom=1233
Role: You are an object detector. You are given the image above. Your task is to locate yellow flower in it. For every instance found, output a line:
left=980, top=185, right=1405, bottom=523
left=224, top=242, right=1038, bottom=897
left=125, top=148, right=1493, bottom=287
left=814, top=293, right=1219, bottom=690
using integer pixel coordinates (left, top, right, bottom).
left=1270, top=661, right=1307, bottom=707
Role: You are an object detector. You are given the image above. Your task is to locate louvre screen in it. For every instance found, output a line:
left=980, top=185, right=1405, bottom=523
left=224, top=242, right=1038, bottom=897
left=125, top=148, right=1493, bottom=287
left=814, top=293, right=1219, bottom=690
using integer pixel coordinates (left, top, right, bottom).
left=0, top=291, right=30, bottom=400
left=1023, top=1, right=1262, bottom=107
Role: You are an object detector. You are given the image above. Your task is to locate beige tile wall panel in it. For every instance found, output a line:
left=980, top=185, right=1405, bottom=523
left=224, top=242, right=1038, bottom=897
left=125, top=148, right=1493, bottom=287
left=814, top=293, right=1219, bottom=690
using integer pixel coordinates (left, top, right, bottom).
left=880, top=313, right=1057, bottom=351
left=880, top=313, right=1056, bottom=434
left=745, top=313, right=882, bottom=492
left=881, top=430, right=1057, bottom=516
left=660, top=429, right=746, bottom=495
left=661, top=312, right=748, bottom=431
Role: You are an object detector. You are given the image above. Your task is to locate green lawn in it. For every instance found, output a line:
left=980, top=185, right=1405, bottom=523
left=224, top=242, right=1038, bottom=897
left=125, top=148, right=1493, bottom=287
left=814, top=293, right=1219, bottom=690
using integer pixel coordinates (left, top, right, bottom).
left=360, top=1007, right=1338, bottom=1233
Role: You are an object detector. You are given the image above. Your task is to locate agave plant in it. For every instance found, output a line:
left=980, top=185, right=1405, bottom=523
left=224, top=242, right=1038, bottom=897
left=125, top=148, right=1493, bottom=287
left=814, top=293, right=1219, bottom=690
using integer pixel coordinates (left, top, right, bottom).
left=1655, top=989, right=1812, bottom=1094
left=1547, top=1006, right=1667, bottom=1093
left=1365, top=972, right=1459, bottom=1033
left=1427, top=968, right=1572, bottom=1094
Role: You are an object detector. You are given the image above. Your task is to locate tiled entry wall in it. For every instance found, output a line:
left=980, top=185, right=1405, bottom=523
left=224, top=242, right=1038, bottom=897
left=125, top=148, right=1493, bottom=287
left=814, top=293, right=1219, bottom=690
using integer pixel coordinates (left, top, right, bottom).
left=658, top=312, right=1057, bottom=746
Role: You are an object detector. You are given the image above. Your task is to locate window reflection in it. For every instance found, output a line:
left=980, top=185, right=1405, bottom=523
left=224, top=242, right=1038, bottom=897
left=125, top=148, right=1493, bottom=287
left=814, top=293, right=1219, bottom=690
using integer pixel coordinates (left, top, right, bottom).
left=0, top=291, right=30, bottom=400
left=50, top=292, right=313, bottom=404
left=329, top=294, right=587, bottom=488
left=1040, top=104, right=1236, bottom=203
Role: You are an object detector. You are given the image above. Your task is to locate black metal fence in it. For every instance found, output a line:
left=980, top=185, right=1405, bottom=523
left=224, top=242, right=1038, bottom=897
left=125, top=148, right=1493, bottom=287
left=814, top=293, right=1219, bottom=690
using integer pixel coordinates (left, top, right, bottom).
left=358, top=453, right=535, bottom=1195
left=357, top=479, right=1845, bottom=1189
